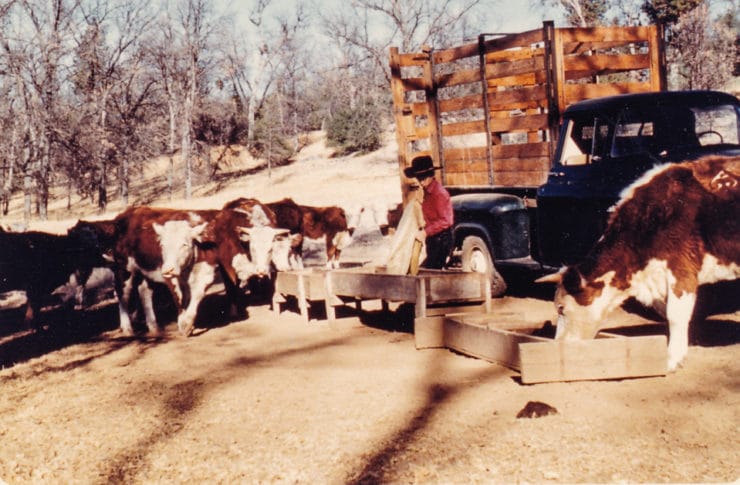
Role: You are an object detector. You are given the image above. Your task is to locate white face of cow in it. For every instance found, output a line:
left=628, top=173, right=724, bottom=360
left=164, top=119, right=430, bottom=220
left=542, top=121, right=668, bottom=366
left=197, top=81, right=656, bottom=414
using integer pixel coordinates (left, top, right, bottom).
left=240, top=226, right=290, bottom=277
left=539, top=268, right=620, bottom=341
left=153, top=221, right=207, bottom=278
left=271, top=232, right=303, bottom=271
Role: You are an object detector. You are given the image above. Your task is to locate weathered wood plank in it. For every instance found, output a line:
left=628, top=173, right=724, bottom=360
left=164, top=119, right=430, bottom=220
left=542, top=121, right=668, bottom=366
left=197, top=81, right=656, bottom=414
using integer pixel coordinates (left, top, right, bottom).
left=558, top=25, right=653, bottom=43
left=443, top=318, right=545, bottom=369
left=563, top=82, right=654, bottom=105
left=519, top=334, right=668, bottom=383
left=491, top=141, right=549, bottom=159
left=438, top=94, right=484, bottom=113
left=563, top=53, right=651, bottom=75
left=489, top=113, right=549, bottom=132
left=437, top=68, right=481, bottom=88
left=487, top=85, right=548, bottom=110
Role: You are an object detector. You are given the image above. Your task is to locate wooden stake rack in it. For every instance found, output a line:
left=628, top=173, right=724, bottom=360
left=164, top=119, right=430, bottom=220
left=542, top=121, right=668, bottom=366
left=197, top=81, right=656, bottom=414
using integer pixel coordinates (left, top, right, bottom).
left=273, top=267, right=492, bottom=321
left=415, top=312, right=668, bottom=384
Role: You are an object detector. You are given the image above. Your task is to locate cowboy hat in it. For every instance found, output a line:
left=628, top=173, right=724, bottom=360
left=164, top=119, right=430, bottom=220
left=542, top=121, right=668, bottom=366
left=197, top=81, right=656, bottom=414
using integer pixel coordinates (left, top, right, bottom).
left=403, top=155, right=441, bottom=179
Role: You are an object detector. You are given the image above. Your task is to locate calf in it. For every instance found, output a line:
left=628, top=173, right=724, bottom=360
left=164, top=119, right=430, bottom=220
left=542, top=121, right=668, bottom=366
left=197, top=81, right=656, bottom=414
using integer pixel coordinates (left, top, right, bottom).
left=538, top=155, right=740, bottom=371
left=265, top=198, right=353, bottom=269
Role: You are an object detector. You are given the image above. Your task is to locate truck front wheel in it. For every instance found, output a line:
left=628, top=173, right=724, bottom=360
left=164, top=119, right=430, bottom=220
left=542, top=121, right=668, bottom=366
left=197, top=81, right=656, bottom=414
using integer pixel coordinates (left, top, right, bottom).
left=461, top=236, right=507, bottom=297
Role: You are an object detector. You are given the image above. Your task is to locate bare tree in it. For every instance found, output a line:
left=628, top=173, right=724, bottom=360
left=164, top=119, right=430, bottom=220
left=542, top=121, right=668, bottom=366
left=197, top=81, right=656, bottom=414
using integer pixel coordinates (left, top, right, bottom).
left=669, top=3, right=735, bottom=89
left=320, top=0, right=488, bottom=85
left=540, top=0, right=608, bottom=26
left=219, top=0, right=309, bottom=149
left=149, top=0, right=217, bottom=200
left=70, top=0, right=155, bottom=210
left=0, top=0, right=80, bottom=221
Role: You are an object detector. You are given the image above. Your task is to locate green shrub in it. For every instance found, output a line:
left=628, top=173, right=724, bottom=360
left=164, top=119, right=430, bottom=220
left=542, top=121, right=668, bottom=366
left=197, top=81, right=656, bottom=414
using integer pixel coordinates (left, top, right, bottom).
left=325, top=100, right=384, bottom=155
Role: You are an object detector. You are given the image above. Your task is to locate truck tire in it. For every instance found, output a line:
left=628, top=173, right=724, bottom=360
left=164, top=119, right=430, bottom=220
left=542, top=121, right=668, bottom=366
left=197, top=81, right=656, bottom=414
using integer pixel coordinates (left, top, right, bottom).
left=461, top=235, right=507, bottom=297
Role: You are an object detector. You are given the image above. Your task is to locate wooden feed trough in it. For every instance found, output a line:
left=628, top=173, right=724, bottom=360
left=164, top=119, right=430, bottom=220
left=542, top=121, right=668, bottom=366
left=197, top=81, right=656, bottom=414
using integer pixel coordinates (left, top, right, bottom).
left=415, top=312, right=668, bottom=384
left=272, top=267, right=492, bottom=321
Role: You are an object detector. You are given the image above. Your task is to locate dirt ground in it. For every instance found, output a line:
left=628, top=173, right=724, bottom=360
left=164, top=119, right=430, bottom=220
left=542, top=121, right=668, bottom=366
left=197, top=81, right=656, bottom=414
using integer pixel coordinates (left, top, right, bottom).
left=0, top=132, right=738, bottom=484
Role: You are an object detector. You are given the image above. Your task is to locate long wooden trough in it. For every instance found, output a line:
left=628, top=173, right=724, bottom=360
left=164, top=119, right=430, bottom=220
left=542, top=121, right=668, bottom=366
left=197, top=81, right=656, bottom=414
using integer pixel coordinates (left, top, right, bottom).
left=273, top=267, right=491, bottom=321
left=415, top=312, right=668, bottom=383
left=273, top=267, right=668, bottom=383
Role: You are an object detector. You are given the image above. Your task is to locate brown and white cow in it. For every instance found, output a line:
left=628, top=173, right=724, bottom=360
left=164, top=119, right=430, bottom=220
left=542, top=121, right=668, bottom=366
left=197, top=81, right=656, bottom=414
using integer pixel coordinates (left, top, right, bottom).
left=110, top=200, right=288, bottom=336
left=538, top=155, right=740, bottom=371
left=265, top=198, right=353, bottom=269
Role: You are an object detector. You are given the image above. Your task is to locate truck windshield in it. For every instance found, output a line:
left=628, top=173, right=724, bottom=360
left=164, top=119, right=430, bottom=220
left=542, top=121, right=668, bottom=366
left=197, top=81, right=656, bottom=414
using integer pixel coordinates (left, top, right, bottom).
left=556, top=102, right=740, bottom=166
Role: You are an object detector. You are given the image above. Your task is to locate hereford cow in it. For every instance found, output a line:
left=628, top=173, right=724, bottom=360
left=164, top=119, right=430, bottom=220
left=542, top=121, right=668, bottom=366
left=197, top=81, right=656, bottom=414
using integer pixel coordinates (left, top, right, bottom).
left=0, top=228, right=106, bottom=329
left=538, top=155, right=740, bottom=371
left=264, top=198, right=353, bottom=269
left=111, top=200, right=289, bottom=336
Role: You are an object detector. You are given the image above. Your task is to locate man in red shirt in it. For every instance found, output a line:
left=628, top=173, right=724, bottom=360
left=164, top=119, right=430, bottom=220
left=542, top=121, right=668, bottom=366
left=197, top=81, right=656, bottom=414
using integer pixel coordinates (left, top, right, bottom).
left=403, top=155, right=454, bottom=269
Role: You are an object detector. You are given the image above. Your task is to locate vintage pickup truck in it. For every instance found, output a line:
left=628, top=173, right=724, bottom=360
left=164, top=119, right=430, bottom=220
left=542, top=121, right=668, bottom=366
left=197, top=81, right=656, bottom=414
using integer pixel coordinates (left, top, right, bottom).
left=390, top=23, right=740, bottom=294
left=451, top=90, right=740, bottom=289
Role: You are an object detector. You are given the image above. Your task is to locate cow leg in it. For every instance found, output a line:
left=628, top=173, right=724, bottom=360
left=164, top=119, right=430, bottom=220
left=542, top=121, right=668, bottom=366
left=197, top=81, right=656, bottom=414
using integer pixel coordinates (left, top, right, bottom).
left=177, top=262, right=216, bottom=337
left=138, top=280, right=159, bottom=335
left=116, top=269, right=137, bottom=336
left=665, top=288, right=697, bottom=371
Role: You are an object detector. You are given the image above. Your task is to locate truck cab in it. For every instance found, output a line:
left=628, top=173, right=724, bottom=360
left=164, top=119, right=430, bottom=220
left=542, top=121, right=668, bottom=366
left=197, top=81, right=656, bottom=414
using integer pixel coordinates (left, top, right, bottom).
left=452, top=90, right=740, bottom=288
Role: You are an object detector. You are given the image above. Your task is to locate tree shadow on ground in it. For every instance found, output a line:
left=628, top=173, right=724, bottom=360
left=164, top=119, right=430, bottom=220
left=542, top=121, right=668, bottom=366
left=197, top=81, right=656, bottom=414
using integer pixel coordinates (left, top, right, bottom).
left=0, top=302, right=124, bottom=370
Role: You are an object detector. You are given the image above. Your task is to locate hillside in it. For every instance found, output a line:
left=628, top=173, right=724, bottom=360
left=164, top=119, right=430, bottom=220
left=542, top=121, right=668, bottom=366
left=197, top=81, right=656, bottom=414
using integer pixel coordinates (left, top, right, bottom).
left=1, top=129, right=403, bottom=235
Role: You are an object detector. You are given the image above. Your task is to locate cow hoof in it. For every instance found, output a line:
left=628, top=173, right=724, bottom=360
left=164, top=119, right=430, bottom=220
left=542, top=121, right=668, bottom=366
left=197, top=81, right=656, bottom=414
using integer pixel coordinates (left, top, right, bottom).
left=178, top=322, right=195, bottom=337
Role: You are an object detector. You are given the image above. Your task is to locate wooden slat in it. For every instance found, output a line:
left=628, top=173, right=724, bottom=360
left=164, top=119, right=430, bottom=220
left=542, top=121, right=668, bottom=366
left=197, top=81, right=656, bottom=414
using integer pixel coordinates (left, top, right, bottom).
left=486, top=46, right=543, bottom=63
left=492, top=171, right=548, bottom=186
left=398, top=52, right=430, bottom=67
left=433, top=40, right=480, bottom=64
left=480, top=28, right=545, bottom=53
left=487, top=85, right=548, bottom=110
left=564, top=40, right=648, bottom=55
left=563, top=53, right=650, bottom=76
left=491, top=142, right=549, bottom=159
left=487, top=71, right=548, bottom=87
left=489, top=113, right=549, bottom=132
left=443, top=146, right=488, bottom=162
left=438, top=94, right=484, bottom=113
left=445, top=157, right=548, bottom=174
left=441, top=119, right=486, bottom=137
left=485, top=56, right=546, bottom=81
left=444, top=159, right=489, bottom=173
left=563, top=82, right=654, bottom=105
left=519, top=334, right=667, bottom=383
left=445, top=171, right=491, bottom=186
left=436, top=67, right=482, bottom=88
left=558, top=25, right=652, bottom=43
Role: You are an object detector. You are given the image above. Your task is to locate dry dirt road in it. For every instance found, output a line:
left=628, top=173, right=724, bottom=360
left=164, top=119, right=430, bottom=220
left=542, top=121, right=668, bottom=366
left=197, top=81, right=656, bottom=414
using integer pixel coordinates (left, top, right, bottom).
left=0, top=275, right=738, bottom=484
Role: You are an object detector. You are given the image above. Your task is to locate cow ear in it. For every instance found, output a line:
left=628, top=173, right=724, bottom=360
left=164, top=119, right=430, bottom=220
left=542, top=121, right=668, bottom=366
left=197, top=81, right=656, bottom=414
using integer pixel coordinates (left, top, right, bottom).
left=191, top=222, right=209, bottom=242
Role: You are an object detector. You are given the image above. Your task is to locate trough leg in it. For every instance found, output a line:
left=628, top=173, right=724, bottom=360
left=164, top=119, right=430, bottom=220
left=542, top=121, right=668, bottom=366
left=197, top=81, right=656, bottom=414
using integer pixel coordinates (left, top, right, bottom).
left=414, top=277, right=427, bottom=318
left=297, top=273, right=309, bottom=321
left=324, top=271, right=336, bottom=321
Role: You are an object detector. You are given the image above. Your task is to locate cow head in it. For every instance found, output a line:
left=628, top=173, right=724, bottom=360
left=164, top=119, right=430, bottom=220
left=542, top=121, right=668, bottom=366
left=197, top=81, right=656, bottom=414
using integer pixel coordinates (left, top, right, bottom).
left=153, top=220, right=208, bottom=278
left=239, top=226, right=292, bottom=277
left=536, top=267, right=620, bottom=341
left=272, top=232, right=304, bottom=271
